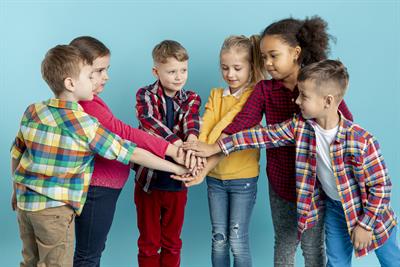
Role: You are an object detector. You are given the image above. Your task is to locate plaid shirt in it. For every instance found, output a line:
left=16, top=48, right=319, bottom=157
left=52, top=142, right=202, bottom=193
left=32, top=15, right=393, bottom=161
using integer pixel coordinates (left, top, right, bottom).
left=219, top=113, right=397, bottom=257
left=11, top=99, right=135, bottom=215
left=135, top=81, right=201, bottom=191
left=223, top=79, right=353, bottom=202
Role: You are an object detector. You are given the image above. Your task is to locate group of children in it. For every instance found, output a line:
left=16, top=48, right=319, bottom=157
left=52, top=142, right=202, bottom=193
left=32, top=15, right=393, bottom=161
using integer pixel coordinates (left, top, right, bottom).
left=10, top=15, right=400, bottom=267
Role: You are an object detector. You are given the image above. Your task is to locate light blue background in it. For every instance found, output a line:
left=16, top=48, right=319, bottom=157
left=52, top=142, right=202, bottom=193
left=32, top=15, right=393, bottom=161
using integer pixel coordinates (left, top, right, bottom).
left=1, top=1, right=399, bottom=266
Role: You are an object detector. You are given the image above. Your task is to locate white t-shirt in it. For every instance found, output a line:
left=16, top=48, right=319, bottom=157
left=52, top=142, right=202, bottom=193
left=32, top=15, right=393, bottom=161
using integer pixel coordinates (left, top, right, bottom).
left=313, top=123, right=340, bottom=200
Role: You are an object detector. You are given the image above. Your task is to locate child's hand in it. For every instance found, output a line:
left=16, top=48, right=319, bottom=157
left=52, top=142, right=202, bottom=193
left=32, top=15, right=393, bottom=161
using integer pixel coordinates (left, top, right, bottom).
left=170, top=172, right=195, bottom=183
left=351, top=225, right=373, bottom=250
left=184, top=169, right=207, bottom=187
left=11, top=191, right=17, bottom=211
left=182, top=141, right=221, bottom=157
left=170, top=146, right=186, bottom=166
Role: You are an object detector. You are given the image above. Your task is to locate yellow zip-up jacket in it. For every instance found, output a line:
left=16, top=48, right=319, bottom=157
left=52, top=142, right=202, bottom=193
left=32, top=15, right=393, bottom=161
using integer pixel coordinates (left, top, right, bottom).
left=199, top=87, right=260, bottom=180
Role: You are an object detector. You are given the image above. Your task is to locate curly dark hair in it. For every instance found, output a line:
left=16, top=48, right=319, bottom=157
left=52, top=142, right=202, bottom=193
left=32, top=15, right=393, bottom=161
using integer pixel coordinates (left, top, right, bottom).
left=262, top=16, right=334, bottom=66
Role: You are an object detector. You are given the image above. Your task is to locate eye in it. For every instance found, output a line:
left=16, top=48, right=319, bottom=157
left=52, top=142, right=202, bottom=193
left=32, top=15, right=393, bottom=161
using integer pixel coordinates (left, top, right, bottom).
left=168, top=70, right=176, bottom=74
left=181, top=68, right=187, bottom=73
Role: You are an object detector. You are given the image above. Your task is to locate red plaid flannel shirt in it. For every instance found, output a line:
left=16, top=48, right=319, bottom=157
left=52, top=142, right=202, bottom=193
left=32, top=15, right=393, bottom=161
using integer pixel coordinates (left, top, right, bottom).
left=135, top=81, right=201, bottom=192
left=223, top=79, right=353, bottom=202
left=219, top=113, right=397, bottom=257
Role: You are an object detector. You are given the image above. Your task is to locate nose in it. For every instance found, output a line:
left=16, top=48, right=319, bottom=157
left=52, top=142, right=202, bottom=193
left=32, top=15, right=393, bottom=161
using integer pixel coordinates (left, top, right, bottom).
left=103, top=71, right=109, bottom=81
left=295, top=96, right=301, bottom=105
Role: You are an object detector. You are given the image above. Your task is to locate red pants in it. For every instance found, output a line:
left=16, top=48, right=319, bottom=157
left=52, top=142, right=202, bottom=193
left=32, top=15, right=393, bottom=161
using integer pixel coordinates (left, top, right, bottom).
left=134, top=184, right=187, bottom=267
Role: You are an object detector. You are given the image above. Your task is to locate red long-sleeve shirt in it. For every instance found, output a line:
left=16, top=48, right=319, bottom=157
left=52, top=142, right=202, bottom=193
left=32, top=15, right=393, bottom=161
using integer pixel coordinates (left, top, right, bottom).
left=79, top=95, right=169, bottom=189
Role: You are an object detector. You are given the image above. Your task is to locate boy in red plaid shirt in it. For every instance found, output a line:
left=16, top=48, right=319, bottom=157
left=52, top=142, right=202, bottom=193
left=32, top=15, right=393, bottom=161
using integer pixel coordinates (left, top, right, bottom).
left=134, top=40, right=202, bottom=267
left=183, top=60, right=400, bottom=267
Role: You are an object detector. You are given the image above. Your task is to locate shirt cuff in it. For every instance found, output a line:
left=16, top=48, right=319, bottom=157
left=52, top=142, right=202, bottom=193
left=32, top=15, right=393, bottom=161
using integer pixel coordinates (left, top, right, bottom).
left=217, top=137, right=233, bottom=156
left=165, top=133, right=181, bottom=144
left=357, top=213, right=375, bottom=231
left=186, top=129, right=200, bottom=138
left=117, top=142, right=136, bottom=165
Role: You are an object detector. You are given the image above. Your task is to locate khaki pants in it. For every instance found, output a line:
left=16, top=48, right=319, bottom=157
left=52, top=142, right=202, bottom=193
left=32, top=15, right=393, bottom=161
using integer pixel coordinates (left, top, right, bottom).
left=17, top=205, right=75, bottom=267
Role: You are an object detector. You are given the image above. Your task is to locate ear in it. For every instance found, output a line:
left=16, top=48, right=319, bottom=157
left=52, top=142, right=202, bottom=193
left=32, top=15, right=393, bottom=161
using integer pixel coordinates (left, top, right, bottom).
left=325, top=94, right=334, bottom=108
left=152, top=67, right=159, bottom=79
left=294, top=45, right=301, bottom=61
left=63, top=77, right=75, bottom=93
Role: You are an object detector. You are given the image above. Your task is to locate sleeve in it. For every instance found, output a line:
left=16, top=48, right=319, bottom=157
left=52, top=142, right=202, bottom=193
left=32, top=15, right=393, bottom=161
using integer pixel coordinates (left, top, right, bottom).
left=218, top=116, right=297, bottom=155
left=81, top=97, right=168, bottom=158
left=199, top=90, right=216, bottom=143
left=338, top=100, right=353, bottom=122
left=223, top=82, right=265, bottom=134
left=136, top=88, right=181, bottom=143
left=183, top=92, right=201, bottom=139
left=207, top=89, right=255, bottom=144
left=10, top=129, right=26, bottom=161
left=357, top=136, right=392, bottom=231
left=88, top=123, right=136, bottom=165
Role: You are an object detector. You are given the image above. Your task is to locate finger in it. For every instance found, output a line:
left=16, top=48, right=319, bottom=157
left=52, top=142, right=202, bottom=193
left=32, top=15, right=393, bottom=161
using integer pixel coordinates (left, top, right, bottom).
left=170, top=175, right=195, bottom=182
left=177, top=147, right=184, bottom=158
left=202, top=157, right=207, bottom=167
left=354, top=241, right=360, bottom=250
left=185, top=150, right=193, bottom=168
left=182, top=142, right=197, bottom=150
left=190, top=155, right=196, bottom=170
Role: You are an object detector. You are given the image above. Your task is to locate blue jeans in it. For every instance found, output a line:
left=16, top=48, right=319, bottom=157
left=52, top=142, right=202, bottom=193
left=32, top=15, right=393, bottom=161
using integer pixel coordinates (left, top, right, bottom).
left=325, top=197, right=400, bottom=267
left=73, top=186, right=121, bottom=267
left=207, top=176, right=258, bottom=267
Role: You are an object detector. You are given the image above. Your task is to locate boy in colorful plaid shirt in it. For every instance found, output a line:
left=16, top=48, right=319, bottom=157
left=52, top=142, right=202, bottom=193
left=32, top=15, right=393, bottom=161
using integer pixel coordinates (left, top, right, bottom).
left=134, top=40, right=202, bottom=267
left=10, top=45, right=191, bottom=266
left=183, top=60, right=400, bottom=267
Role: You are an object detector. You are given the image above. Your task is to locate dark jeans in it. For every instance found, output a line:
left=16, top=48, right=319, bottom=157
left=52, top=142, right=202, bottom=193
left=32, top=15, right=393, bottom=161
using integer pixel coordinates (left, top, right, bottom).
left=73, top=186, right=121, bottom=267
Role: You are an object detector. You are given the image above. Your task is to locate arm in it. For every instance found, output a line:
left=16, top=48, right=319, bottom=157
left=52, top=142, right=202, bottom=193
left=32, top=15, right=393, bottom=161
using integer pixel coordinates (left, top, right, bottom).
left=183, top=92, right=201, bottom=140
left=11, top=158, right=19, bottom=211
left=81, top=97, right=169, bottom=158
left=338, top=100, right=353, bottom=121
left=357, top=137, right=391, bottom=231
left=223, top=83, right=265, bottom=134
left=183, top=117, right=297, bottom=157
left=136, top=88, right=181, bottom=143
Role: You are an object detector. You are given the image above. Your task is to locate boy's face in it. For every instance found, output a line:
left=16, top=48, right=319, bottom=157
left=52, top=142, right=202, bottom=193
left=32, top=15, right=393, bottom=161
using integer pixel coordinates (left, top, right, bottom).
left=152, top=57, right=188, bottom=97
left=72, top=63, right=95, bottom=101
left=91, top=55, right=110, bottom=95
left=296, top=80, right=326, bottom=119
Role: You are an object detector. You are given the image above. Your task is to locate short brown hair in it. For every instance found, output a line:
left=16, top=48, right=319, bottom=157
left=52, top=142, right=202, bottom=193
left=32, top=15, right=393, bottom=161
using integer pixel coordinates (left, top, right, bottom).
left=298, top=59, right=349, bottom=98
left=70, top=36, right=110, bottom=62
left=152, top=40, right=188, bottom=64
left=41, top=45, right=89, bottom=95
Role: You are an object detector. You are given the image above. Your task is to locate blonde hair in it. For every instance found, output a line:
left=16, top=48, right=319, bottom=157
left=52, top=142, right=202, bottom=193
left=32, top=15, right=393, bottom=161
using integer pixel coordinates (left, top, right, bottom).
left=220, top=35, right=266, bottom=86
left=41, top=45, right=88, bottom=95
left=152, top=40, right=189, bottom=64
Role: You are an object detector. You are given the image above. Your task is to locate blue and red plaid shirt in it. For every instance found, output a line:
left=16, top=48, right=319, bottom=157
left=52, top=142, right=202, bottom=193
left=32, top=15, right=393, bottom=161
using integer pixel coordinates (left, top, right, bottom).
left=135, top=81, right=201, bottom=192
left=223, top=79, right=353, bottom=202
left=219, top=113, right=397, bottom=257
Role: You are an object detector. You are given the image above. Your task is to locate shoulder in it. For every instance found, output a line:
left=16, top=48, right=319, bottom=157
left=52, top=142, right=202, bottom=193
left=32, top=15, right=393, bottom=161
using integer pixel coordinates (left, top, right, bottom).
left=136, top=82, right=157, bottom=97
left=345, top=121, right=377, bottom=150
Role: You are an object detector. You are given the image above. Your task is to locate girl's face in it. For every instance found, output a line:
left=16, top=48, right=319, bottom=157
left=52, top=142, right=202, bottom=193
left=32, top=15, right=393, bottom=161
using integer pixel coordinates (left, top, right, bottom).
left=91, top=55, right=110, bottom=95
left=260, top=35, right=301, bottom=81
left=220, top=49, right=251, bottom=93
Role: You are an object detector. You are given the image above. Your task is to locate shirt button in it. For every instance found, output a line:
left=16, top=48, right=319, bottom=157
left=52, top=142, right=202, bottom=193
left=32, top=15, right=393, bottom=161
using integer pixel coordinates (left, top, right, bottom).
left=291, top=98, right=295, bottom=102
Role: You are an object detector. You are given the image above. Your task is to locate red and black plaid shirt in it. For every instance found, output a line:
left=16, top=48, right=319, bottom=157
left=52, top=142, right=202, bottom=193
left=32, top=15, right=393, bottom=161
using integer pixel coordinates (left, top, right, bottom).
left=135, top=81, right=201, bottom=192
left=223, top=79, right=353, bottom=202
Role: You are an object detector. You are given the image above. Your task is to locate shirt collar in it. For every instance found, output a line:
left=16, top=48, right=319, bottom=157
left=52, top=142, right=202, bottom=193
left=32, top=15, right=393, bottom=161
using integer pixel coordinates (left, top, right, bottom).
left=46, top=98, right=83, bottom=111
left=305, top=111, right=350, bottom=144
left=222, top=87, right=248, bottom=99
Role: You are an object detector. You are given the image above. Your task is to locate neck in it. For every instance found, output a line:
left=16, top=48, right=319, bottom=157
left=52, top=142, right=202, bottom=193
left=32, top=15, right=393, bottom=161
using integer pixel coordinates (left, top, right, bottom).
left=316, top=109, right=340, bottom=130
left=163, top=88, right=177, bottom=98
left=282, top=66, right=300, bottom=91
left=56, top=92, right=78, bottom=102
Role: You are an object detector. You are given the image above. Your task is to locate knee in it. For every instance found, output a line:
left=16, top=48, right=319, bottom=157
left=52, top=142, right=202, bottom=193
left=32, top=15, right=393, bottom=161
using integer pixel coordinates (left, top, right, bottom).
left=212, top=232, right=228, bottom=249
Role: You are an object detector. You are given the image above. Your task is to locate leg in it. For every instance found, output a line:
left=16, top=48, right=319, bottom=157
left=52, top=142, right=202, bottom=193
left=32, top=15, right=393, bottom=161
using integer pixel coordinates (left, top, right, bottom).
left=17, top=209, right=39, bottom=267
left=325, top=197, right=353, bottom=267
left=28, top=205, right=75, bottom=267
left=159, top=190, right=187, bottom=267
left=207, top=177, right=230, bottom=267
left=74, top=186, right=121, bottom=267
left=375, top=226, right=400, bottom=267
left=268, top=184, right=298, bottom=267
left=300, top=209, right=325, bottom=267
left=229, top=177, right=258, bottom=267
left=135, top=184, right=162, bottom=267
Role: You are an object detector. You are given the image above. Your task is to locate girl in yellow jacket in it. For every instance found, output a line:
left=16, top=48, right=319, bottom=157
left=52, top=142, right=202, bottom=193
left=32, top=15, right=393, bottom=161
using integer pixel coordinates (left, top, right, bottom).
left=190, top=35, right=265, bottom=267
